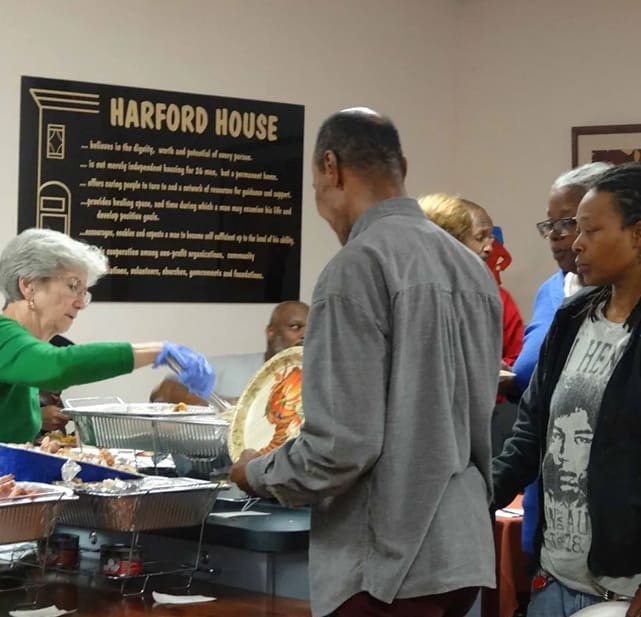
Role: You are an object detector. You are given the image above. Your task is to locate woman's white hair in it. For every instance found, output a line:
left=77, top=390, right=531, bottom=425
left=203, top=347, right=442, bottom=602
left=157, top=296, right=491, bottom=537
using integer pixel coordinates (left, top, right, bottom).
left=0, top=228, right=109, bottom=303
left=551, top=162, right=613, bottom=193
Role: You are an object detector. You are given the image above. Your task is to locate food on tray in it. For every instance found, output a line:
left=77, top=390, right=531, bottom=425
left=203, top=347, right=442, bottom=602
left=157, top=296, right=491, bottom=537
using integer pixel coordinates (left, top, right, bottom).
left=19, top=442, right=136, bottom=474
left=39, top=435, right=61, bottom=454
left=65, top=476, right=211, bottom=494
left=0, top=473, right=18, bottom=497
left=172, top=402, right=188, bottom=412
left=40, top=433, right=78, bottom=453
left=42, top=430, right=78, bottom=447
left=0, top=473, right=44, bottom=499
left=56, top=477, right=135, bottom=491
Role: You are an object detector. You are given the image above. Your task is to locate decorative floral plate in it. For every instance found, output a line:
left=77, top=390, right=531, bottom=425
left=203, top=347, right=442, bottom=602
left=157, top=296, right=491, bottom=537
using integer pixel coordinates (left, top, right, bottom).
left=228, top=347, right=303, bottom=462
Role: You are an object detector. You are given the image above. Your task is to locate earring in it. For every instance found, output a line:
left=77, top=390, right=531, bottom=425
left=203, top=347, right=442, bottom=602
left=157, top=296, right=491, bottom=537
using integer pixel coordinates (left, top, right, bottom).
left=28, top=298, right=35, bottom=311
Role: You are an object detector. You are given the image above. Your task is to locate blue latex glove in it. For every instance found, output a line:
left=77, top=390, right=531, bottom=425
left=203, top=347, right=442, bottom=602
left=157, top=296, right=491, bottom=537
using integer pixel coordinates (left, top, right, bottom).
left=153, top=342, right=215, bottom=400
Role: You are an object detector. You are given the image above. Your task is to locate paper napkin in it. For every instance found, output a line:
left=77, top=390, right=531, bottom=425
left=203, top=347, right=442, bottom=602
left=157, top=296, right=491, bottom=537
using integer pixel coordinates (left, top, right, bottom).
left=151, top=592, right=216, bottom=605
left=9, top=606, right=76, bottom=617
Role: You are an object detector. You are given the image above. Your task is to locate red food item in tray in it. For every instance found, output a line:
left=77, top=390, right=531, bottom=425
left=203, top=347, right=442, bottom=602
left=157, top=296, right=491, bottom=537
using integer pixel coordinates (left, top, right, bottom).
left=0, top=474, right=51, bottom=500
left=0, top=473, right=15, bottom=497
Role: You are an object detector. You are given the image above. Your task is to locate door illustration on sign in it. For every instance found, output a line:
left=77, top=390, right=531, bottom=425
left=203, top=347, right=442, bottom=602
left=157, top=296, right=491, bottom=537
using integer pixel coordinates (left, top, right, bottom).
left=38, top=181, right=71, bottom=234
left=29, top=88, right=100, bottom=235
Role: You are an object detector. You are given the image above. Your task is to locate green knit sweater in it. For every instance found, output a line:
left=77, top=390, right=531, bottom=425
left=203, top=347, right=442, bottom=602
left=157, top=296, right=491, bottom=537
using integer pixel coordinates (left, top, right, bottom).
left=0, top=316, right=134, bottom=443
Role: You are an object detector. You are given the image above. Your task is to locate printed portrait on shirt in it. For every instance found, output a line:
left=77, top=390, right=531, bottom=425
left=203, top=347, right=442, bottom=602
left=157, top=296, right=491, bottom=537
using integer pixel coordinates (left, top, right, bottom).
left=542, top=322, right=629, bottom=555
left=544, top=405, right=592, bottom=505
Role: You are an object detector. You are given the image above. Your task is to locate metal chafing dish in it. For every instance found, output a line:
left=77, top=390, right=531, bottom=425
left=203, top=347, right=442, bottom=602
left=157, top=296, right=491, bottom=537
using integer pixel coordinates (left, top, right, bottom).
left=0, top=482, right=76, bottom=543
left=59, top=476, right=221, bottom=532
left=64, top=400, right=231, bottom=478
left=152, top=415, right=229, bottom=458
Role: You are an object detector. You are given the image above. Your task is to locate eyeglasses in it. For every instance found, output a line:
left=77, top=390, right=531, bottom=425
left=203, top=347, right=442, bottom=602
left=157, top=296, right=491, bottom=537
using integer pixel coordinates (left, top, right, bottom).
left=536, top=216, right=577, bottom=240
left=57, top=277, right=92, bottom=305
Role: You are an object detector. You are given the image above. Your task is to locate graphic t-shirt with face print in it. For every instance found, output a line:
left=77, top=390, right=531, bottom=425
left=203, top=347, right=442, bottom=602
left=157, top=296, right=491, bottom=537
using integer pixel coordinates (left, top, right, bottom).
left=540, top=305, right=630, bottom=595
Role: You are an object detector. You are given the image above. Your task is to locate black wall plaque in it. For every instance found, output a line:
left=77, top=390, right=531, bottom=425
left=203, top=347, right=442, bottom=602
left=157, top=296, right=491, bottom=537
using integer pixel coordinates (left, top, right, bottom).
left=18, top=76, right=304, bottom=302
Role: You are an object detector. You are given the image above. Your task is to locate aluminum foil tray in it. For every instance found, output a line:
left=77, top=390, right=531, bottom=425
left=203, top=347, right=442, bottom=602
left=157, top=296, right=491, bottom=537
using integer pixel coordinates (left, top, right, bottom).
left=154, top=416, right=229, bottom=458
left=66, top=402, right=214, bottom=416
left=58, top=477, right=220, bottom=532
left=72, top=413, right=156, bottom=451
left=0, top=482, right=76, bottom=543
left=67, top=404, right=229, bottom=459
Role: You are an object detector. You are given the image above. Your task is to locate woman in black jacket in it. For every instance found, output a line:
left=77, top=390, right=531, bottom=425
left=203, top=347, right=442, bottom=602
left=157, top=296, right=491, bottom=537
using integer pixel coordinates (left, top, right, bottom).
left=493, top=162, right=641, bottom=617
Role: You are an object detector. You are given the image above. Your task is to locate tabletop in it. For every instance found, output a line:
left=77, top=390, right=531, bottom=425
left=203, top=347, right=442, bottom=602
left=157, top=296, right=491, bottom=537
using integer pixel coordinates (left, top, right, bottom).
left=0, top=579, right=312, bottom=617
left=482, top=495, right=531, bottom=617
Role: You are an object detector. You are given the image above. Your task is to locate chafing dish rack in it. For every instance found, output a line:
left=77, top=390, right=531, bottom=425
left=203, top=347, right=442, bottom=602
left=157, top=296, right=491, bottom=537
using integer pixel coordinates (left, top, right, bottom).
left=55, top=476, right=223, bottom=595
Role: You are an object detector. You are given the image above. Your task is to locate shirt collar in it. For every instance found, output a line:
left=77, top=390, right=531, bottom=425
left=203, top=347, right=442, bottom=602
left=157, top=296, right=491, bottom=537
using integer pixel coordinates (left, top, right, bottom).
left=348, top=197, right=423, bottom=242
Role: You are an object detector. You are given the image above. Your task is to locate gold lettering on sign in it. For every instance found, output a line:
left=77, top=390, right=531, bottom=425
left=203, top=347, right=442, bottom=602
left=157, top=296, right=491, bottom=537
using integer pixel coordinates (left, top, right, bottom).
left=214, top=108, right=278, bottom=141
left=110, top=98, right=208, bottom=133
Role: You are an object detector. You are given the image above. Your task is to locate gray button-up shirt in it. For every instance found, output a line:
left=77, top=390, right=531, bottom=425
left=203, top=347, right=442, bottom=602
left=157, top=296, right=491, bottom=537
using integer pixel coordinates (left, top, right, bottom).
left=247, top=197, right=502, bottom=616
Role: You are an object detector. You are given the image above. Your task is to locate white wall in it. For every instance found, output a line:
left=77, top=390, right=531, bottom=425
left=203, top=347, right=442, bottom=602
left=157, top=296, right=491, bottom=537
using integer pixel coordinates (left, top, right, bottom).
left=7, top=0, right=640, bottom=401
left=452, top=0, right=641, bottom=314
left=0, top=0, right=456, bottom=401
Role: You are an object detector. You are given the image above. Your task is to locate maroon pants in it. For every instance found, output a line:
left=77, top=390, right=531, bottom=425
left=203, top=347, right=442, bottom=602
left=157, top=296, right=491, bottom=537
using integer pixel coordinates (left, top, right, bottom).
left=333, top=587, right=479, bottom=617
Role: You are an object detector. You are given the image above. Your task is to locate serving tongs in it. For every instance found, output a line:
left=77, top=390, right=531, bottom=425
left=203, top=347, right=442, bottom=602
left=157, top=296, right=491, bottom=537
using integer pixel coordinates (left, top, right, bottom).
left=166, top=355, right=233, bottom=413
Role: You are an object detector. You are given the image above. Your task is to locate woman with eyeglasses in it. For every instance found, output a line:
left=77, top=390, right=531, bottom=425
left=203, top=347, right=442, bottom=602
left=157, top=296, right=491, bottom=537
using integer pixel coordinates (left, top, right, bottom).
left=494, top=161, right=641, bottom=617
left=501, top=163, right=612, bottom=579
left=511, top=163, right=612, bottom=397
left=0, top=228, right=214, bottom=443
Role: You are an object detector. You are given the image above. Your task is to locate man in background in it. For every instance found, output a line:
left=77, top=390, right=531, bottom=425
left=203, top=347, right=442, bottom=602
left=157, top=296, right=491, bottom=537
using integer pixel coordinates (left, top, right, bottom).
left=150, top=300, right=308, bottom=405
left=231, top=108, right=502, bottom=617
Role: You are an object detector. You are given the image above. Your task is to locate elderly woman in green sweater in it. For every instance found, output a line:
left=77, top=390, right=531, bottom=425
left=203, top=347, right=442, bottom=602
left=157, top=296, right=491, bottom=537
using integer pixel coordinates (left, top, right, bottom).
left=0, top=228, right=214, bottom=443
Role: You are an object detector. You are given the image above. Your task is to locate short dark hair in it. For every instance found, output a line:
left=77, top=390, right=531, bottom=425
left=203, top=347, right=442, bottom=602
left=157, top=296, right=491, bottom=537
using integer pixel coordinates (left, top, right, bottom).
left=312, top=109, right=404, bottom=179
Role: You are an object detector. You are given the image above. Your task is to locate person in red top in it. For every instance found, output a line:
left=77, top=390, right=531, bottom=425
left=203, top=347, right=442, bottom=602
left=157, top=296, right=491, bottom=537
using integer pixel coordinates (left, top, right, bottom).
left=497, top=286, right=524, bottom=367
left=465, top=202, right=523, bottom=370
left=419, top=194, right=524, bottom=371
